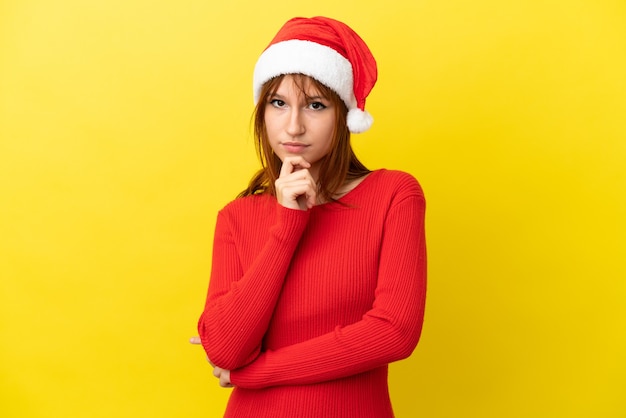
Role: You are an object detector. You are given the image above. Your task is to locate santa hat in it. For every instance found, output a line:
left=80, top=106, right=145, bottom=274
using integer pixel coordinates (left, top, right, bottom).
left=253, top=16, right=378, bottom=133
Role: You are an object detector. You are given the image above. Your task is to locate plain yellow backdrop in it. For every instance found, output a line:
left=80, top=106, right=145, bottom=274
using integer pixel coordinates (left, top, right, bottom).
left=1, top=0, right=625, bottom=417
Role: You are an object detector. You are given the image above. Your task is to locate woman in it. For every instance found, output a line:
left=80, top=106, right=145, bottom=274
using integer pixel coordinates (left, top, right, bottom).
left=193, top=16, right=427, bottom=417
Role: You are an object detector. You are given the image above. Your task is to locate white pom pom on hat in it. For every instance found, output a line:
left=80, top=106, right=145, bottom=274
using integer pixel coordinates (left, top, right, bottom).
left=253, top=16, right=378, bottom=133
left=347, top=108, right=374, bottom=134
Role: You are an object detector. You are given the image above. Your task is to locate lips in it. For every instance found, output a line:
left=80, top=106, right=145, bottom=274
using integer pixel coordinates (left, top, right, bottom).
left=282, top=142, right=309, bottom=154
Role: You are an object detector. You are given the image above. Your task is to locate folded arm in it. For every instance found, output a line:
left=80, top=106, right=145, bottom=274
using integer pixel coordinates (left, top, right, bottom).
left=197, top=203, right=310, bottom=370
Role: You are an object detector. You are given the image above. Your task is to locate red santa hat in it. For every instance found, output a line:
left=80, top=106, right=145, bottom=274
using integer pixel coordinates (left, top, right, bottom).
left=253, top=16, right=378, bottom=133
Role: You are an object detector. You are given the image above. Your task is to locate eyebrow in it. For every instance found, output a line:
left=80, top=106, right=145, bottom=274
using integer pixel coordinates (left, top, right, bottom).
left=270, top=92, right=328, bottom=101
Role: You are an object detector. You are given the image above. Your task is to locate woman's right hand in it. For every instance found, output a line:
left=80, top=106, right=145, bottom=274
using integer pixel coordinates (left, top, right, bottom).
left=275, top=156, right=317, bottom=210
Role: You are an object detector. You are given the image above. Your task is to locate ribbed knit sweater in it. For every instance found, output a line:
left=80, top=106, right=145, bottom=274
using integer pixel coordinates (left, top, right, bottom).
left=198, top=169, right=427, bottom=417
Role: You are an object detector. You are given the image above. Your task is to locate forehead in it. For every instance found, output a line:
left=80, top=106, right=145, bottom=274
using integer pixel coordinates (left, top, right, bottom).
left=275, top=74, right=325, bottom=97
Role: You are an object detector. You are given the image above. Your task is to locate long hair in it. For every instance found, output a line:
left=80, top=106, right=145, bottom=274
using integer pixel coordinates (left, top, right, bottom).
left=238, top=74, right=370, bottom=203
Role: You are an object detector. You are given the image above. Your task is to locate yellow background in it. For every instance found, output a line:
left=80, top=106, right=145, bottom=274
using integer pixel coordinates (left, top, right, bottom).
left=1, top=0, right=625, bottom=417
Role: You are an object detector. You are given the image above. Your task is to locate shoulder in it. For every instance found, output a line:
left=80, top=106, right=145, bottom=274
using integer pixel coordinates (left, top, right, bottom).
left=366, top=169, right=425, bottom=200
left=219, top=193, right=275, bottom=220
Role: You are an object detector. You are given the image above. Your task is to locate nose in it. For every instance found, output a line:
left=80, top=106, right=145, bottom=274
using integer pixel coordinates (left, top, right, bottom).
left=285, top=107, right=305, bottom=137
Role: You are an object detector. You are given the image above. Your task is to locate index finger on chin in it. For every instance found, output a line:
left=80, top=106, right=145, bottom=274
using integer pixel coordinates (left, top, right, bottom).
left=280, top=157, right=309, bottom=177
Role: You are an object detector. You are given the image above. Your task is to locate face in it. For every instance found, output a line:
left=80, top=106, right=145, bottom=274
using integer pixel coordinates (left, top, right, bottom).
left=264, top=75, right=337, bottom=178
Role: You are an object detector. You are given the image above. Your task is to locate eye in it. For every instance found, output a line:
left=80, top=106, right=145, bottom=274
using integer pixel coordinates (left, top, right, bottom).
left=270, top=99, right=286, bottom=108
left=308, top=101, right=327, bottom=110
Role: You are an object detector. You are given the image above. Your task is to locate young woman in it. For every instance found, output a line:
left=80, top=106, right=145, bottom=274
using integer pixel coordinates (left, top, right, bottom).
left=193, top=16, right=427, bottom=417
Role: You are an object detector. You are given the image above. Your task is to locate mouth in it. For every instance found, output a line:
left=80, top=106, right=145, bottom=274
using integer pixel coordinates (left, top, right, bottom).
left=281, top=142, right=309, bottom=153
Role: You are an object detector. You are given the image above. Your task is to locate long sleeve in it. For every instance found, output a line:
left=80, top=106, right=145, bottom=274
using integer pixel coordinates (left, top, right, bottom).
left=197, top=198, right=310, bottom=370
left=229, top=185, right=426, bottom=388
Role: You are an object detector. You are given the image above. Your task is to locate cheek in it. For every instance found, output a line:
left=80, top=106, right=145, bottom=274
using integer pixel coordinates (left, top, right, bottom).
left=266, top=128, right=284, bottom=159
left=321, top=118, right=336, bottom=150
left=264, top=118, right=279, bottom=142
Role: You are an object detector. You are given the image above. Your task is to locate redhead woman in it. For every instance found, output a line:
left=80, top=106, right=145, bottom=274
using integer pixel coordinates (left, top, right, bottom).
left=191, top=16, right=427, bottom=417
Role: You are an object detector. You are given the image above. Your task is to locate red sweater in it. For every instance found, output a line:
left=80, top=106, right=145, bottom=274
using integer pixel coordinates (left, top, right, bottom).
left=198, top=169, right=427, bottom=417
